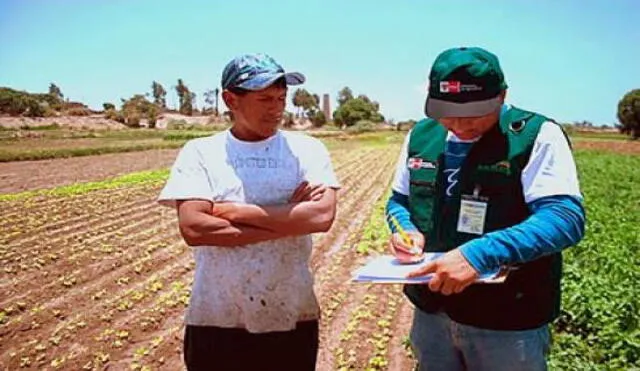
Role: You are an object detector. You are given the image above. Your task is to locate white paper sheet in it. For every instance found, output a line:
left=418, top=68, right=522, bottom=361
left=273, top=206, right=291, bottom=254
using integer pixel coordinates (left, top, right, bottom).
left=351, top=254, right=506, bottom=284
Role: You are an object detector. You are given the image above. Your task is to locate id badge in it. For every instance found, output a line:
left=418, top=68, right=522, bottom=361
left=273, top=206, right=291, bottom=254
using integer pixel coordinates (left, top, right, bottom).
left=457, top=187, right=488, bottom=235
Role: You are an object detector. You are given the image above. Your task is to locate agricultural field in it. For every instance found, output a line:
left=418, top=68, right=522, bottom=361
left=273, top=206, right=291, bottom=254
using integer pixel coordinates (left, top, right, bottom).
left=0, top=126, right=350, bottom=163
left=0, top=130, right=638, bottom=370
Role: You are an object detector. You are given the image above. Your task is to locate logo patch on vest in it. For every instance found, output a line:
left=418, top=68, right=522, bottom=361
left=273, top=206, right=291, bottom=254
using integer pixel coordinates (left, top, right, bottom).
left=477, top=160, right=511, bottom=175
left=408, top=157, right=437, bottom=170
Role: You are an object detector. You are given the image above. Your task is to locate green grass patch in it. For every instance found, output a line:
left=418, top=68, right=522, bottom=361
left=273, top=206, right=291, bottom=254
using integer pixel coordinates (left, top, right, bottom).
left=570, top=131, right=631, bottom=142
left=0, top=141, right=186, bottom=162
left=163, top=131, right=214, bottom=141
left=0, top=169, right=170, bottom=201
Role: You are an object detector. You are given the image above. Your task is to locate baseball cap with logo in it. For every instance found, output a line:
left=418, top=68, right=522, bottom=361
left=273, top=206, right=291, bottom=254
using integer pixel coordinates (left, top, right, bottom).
left=221, top=53, right=305, bottom=91
left=425, top=47, right=508, bottom=120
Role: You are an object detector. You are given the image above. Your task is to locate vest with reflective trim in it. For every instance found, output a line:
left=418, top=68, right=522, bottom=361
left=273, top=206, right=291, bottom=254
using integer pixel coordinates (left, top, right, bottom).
left=404, top=106, right=564, bottom=330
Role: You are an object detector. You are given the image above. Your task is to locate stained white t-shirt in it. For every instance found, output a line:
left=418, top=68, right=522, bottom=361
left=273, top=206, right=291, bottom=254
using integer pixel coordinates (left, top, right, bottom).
left=392, top=121, right=582, bottom=203
left=157, top=129, right=340, bottom=333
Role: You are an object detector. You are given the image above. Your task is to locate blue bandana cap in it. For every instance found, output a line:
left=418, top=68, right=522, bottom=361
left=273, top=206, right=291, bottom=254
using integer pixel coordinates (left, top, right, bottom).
left=221, top=53, right=305, bottom=91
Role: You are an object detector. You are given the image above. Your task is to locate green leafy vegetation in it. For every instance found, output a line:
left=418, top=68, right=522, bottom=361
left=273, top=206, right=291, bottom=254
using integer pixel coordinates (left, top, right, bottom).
left=0, top=169, right=169, bottom=201
left=549, top=150, right=640, bottom=369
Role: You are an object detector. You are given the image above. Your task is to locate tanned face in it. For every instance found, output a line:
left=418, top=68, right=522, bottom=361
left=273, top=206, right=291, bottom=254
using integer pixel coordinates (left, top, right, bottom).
left=438, top=91, right=506, bottom=140
left=223, top=83, right=287, bottom=141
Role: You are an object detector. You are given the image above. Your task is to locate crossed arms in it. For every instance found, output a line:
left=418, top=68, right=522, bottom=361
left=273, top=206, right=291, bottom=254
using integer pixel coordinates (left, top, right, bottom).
left=176, top=182, right=338, bottom=247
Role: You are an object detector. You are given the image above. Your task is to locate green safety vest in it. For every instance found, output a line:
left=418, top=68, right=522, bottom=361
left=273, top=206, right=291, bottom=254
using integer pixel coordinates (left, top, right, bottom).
left=404, top=106, right=564, bottom=330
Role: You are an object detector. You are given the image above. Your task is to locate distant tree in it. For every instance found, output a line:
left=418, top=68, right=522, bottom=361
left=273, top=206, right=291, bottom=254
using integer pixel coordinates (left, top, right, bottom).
left=151, top=81, right=167, bottom=109
left=292, top=88, right=320, bottom=118
left=147, top=104, right=160, bottom=128
left=310, top=111, right=327, bottom=128
left=574, top=120, right=594, bottom=128
left=283, top=111, right=295, bottom=128
left=121, top=94, right=160, bottom=128
left=0, top=88, right=29, bottom=115
left=190, top=92, right=197, bottom=112
left=292, top=88, right=307, bottom=117
left=103, top=102, right=116, bottom=111
left=0, top=87, right=58, bottom=116
left=24, top=98, right=46, bottom=117
left=48, top=83, right=64, bottom=101
left=204, top=89, right=218, bottom=115
left=337, top=87, right=354, bottom=106
left=333, top=93, right=384, bottom=127
left=617, top=89, right=640, bottom=139
left=175, top=79, right=193, bottom=115
left=214, top=87, right=220, bottom=115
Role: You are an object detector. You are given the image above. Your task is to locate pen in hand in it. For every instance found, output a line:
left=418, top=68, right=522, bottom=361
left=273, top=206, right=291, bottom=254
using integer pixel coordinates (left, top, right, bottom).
left=387, top=214, right=422, bottom=255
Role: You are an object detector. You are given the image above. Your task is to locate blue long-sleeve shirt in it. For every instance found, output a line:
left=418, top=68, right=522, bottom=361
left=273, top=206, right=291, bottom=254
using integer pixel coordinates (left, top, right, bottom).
left=385, top=190, right=585, bottom=274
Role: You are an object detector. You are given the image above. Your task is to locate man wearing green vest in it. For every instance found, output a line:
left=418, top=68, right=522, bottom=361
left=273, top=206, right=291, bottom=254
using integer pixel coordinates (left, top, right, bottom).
left=386, top=47, right=586, bottom=370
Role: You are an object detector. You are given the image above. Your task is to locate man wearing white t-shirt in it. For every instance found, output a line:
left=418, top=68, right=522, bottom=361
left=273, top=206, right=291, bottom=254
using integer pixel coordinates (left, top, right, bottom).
left=385, top=47, right=585, bottom=371
left=158, top=53, right=339, bottom=370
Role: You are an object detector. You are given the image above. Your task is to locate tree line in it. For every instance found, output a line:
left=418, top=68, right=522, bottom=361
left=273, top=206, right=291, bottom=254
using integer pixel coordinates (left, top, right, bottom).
left=1, top=82, right=638, bottom=138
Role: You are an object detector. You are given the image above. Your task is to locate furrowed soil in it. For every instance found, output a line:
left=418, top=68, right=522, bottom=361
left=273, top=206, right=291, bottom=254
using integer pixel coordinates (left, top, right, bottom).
left=0, top=140, right=419, bottom=371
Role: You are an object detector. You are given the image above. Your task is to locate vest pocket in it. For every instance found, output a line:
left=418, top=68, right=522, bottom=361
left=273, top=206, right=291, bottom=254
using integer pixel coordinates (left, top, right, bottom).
left=409, top=169, right=438, bottom=234
left=410, top=180, right=435, bottom=190
left=409, top=167, right=437, bottom=189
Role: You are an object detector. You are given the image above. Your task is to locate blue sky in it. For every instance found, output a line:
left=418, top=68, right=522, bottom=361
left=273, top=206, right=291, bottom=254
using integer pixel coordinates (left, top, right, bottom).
left=1, top=0, right=638, bottom=125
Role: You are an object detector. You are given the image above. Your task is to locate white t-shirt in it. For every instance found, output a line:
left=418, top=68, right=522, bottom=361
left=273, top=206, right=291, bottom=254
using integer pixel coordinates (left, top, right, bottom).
left=392, top=121, right=582, bottom=203
left=157, top=129, right=340, bottom=333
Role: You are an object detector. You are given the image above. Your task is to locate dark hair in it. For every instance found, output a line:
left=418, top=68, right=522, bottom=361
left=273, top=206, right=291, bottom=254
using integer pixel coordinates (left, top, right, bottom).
left=226, top=77, right=287, bottom=96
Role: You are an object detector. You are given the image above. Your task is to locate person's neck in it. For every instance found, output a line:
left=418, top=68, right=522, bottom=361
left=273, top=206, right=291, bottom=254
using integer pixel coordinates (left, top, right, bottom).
left=230, top=125, right=274, bottom=142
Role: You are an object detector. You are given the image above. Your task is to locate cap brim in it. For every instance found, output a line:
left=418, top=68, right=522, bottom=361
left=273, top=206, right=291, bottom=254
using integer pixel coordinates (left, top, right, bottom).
left=236, top=72, right=306, bottom=91
left=425, top=96, right=502, bottom=120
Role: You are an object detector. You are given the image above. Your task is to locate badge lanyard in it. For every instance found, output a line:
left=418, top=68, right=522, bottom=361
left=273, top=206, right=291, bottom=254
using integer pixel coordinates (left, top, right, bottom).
left=457, top=185, right=488, bottom=235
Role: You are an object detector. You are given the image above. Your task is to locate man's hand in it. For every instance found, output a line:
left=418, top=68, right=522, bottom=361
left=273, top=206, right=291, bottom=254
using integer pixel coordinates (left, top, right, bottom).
left=388, top=231, right=425, bottom=264
left=406, top=249, right=479, bottom=295
left=210, top=202, right=237, bottom=220
left=289, top=181, right=326, bottom=203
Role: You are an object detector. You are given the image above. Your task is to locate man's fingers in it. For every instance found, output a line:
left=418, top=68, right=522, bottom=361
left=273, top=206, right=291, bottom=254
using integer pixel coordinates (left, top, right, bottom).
left=391, top=234, right=416, bottom=254
left=428, top=272, right=444, bottom=292
left=308, top=185, right=327, bottom=201
left=292, top=183, right=326, bottom=203
left=387, top=240, right=396, bottom=256
left=406, top=261, right=436, bottom=278
left=301, top=184, right=322, bottom=200
left=387, top=241, right=414, bottom=263
left=440, top=278, right=457, bottom=296
left=453, top=283, right=468, bottom=294
left=289, top=183, right=305, bottom=202
left=289, top=181, right=309, bottom=202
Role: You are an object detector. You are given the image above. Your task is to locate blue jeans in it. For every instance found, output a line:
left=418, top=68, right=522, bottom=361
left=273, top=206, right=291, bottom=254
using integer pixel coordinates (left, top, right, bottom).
left=410, top=309, right=550, bottom=371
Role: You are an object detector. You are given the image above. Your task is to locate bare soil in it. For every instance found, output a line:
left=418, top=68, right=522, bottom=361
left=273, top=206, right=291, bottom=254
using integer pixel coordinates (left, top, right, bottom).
left=0, top=149, right=179, bottom=193
left=0, top=143, right=420, bottom=371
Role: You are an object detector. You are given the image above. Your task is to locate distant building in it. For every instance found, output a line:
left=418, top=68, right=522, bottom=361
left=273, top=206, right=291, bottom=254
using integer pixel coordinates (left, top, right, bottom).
left=322, top=94, right=331, bottom=121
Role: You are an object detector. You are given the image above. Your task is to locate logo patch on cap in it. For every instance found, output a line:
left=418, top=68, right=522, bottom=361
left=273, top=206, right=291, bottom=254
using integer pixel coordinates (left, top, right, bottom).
left=439, top=81, right=484, bottom=94
left=440, top=81, right=461, bottom=93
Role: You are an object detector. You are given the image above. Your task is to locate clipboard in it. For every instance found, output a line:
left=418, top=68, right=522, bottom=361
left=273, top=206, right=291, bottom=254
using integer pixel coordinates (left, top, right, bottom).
left=351, top=253, right=509, bottom=284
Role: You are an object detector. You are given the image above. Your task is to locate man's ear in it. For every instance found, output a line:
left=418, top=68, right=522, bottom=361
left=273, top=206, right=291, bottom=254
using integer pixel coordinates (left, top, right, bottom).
left=222, top=90, right=237, bottom=110
left=499, top=89, right=507, bottom=102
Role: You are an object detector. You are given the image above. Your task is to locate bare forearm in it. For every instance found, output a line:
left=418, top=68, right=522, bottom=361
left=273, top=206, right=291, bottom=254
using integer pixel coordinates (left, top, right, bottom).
left=222, top=201, right=333, bottom=234
left=180, top=211, right=288, bottom=247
